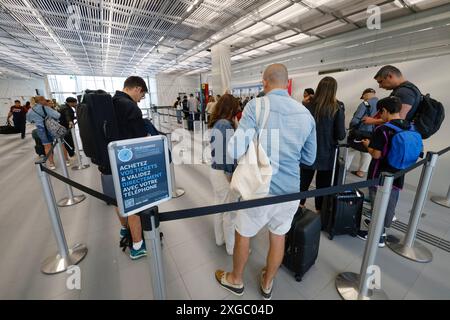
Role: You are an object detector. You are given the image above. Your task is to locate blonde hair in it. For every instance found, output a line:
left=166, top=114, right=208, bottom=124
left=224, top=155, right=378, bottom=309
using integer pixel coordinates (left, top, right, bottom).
left=33, top=96, right=46, bottom=105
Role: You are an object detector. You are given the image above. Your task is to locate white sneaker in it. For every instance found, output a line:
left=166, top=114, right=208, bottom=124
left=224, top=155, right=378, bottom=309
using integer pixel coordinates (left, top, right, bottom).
left=392, top=216, right=397, bottom=222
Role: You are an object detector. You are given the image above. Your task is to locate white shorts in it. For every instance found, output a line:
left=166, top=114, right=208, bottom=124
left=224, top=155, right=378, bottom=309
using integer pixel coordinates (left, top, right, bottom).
left=235, top=197, right=300, bottom=237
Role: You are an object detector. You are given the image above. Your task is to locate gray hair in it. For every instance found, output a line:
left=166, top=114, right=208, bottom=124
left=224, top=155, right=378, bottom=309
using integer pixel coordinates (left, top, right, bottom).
left=374, top=65, right=402, bottom=79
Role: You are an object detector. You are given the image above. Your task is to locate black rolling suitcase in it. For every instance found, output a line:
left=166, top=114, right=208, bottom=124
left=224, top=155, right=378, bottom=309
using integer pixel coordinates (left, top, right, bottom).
left=321, top=145, right=364, bottom=240
left=283, top=207, right=321, bottom=282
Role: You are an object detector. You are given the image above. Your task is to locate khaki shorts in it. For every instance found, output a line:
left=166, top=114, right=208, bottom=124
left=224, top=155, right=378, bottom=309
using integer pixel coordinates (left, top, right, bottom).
left=235, top=197, right=300, bottom=237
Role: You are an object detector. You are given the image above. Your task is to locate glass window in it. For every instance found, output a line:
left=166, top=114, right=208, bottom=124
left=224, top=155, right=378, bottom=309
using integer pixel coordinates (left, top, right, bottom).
left=47, top=75, right=158, bottom=109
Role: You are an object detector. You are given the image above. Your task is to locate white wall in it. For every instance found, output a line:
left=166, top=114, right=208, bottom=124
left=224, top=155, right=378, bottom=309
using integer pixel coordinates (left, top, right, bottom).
left=0, top=78, right=46, bottom=118
left=234, top=54, right=450, bottom=194
left=155, top=74, right=200, bottom=106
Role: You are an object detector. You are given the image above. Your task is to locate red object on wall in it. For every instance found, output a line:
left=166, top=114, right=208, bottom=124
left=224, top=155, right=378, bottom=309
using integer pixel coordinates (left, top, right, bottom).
left=202, top=83, right=209, bottom=105
left=287, top=79, right=293, bottom=96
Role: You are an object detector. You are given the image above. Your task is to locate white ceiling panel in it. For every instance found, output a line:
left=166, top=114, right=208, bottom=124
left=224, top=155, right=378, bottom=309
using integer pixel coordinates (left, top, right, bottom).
left=0, top=0, right=447, bottom=77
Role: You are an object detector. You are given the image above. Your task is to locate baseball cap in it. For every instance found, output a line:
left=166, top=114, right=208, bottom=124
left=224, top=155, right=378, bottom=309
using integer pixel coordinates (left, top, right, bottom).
left=360, top=88, right=376, bottom=99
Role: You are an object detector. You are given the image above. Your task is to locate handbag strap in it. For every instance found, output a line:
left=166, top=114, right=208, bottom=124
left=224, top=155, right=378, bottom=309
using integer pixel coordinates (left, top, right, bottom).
left=32, top=105, right=46, bottom=119
left=255, top=97, right=271, bottom=139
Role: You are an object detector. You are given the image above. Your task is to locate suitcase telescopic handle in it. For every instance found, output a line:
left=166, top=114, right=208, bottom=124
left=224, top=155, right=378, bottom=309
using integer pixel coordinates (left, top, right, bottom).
left=331, top=146, right=339, bottom=186
left=331, top=144, right=350, bottom=186
left=342, top=146, right=349, bottom=185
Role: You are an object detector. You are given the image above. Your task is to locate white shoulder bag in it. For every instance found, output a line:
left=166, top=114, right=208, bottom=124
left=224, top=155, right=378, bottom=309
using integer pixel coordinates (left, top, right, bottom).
left=230, top=97, right=272, bottom=200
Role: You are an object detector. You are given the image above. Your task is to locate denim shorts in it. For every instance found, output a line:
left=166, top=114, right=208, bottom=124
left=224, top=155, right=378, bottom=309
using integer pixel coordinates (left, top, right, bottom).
left=36, top=126, right=54, bottom=145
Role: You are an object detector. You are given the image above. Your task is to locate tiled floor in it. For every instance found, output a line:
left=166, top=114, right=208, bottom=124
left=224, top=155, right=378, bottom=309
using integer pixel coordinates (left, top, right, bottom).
left=0, top=124, right=449, bottom=300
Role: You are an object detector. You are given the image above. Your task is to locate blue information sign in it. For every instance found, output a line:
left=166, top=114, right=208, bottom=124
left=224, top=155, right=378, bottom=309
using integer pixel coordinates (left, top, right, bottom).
left=108, top=135, right=172, bottom=217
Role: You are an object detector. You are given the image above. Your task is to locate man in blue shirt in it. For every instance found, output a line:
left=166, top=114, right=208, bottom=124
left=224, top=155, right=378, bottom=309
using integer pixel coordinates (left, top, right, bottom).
left=215, top=64, right=317, bottom=300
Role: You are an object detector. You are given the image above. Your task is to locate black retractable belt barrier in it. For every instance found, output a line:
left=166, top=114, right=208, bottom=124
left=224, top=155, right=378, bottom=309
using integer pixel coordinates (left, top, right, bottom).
left=438, top=145, right=450, bottom=156
left=159, top=178, right=380, bottom=222
left=39, top=145, right=450, bottom=226
left=156, top=111, right=178, bottom=118
left=392, top=158, right=428, bottom=180
left=40, top=164, right=117, bottom=206
left=430, top=144, right=450, bottom=208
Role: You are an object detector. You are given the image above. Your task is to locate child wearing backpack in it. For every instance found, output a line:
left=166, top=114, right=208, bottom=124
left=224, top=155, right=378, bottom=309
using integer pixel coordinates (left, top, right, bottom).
left=358, top=96, right=423, bottom=247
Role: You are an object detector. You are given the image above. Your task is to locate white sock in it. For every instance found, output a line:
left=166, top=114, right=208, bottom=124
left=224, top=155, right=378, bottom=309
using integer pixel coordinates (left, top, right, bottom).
left=121, top=226, right=127, bottom=231
left=133, top=240, right=143, bottom=250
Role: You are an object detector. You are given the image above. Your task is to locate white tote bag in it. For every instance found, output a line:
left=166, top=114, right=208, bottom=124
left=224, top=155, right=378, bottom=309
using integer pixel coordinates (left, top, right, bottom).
left=230, top=97, right=272, bottom=200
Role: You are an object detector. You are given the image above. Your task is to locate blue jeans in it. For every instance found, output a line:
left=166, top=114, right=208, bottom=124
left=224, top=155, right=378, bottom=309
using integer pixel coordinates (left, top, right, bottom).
left=36, top=125, right=54, bottom=145
left=369, top=186, right=400, bottom=228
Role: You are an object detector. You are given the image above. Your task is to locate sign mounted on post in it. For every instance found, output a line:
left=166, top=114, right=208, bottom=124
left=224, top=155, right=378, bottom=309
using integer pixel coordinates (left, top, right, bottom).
left=108, top=135, right=172, bottom=217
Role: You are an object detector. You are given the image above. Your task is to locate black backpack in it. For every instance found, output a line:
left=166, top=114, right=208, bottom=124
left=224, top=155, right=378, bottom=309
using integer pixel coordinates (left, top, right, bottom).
left=398, top=83, right=445, bottom=139
left=77, top=90, right=120, bottom=173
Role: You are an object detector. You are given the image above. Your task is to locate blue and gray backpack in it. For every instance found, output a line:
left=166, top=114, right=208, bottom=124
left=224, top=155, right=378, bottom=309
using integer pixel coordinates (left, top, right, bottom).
left=383, top=123, right=423, bottom=170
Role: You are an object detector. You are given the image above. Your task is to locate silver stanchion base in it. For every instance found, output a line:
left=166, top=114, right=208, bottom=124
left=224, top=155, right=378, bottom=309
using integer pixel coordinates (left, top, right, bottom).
left=72, top=164, right=90, bottom=170
left=172, top=188, right=185, bottom=198
left=335, top=272, right=388, bottom=300
left=430, top=196, right=450, bottom=208
left=386, top=235, right=433, bottom=263
left=41, top=243, right=88, bottom=274
left=57, top=195, right=86, bottom=207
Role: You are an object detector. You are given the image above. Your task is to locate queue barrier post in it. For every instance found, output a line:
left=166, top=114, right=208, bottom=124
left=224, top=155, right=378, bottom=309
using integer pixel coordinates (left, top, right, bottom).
left=36, top=162, right=87, bottom=274
left=163, top=107, right=168, bottom=123
left=157, top=111, right=161, bottom=131
left=386, top=152, right=439, bottom=263
left=166, top=133, right=185, bottom=198
left=335, top=173, right=394, bottom=300
left=55, top=139, right=86, bottom=207
left=200, top=112, right=207, bottom=164
left=430, top=184, right=450, bottom=208
left=140, top=207, right=166, bottom=300
left=70, top=126, right=90, bottom=170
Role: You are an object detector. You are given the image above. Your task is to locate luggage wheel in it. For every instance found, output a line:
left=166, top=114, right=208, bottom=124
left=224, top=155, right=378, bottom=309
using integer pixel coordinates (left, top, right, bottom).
left=328, top=233, right=334, bottom=240
left=295, top=274, right=302, bottom=282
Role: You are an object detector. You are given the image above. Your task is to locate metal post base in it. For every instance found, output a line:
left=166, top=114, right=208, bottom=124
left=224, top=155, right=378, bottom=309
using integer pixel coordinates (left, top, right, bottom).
left=57, top=195, right=86, bottom=207
left=335, top=272, right=388, bottom=300
left=41, top=243, right=88, bottom=274
left=386, top=235, right=433, bottom=263
left=172, top=188, right=185, bottom=198
left=72, top=164, right=90, bottom=171
left=430, top=196, right=450, bottom=208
